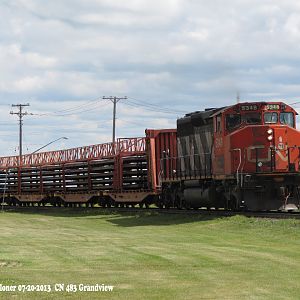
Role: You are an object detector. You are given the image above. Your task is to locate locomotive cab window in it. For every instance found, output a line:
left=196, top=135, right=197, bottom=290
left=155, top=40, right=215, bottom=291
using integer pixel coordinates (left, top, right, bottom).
left=242, top=113, right=261, bottom=124
left=226, top=114, right=241, bottom=131
left=264, top=112, right=278, bottom=124
left=280, top=112, right=294, bottom=127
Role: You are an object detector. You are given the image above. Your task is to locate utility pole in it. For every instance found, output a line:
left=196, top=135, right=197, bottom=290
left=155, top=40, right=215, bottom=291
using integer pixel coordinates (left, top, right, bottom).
left=10, top=103, right=33, bottom=166
left=103, top=96, right=127, bottom=144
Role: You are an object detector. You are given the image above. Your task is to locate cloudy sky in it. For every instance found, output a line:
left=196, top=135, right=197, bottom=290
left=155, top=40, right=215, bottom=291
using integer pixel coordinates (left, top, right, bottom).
left=0, top=0, right=300, bottom=156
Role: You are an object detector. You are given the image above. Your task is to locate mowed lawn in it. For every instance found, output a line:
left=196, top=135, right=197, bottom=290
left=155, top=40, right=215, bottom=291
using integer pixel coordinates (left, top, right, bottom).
left=0, top=209, right=300, bottom=299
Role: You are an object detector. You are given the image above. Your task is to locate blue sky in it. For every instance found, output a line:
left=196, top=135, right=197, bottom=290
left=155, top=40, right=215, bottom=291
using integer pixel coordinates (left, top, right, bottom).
left=0, top=0, right=300, bottom=155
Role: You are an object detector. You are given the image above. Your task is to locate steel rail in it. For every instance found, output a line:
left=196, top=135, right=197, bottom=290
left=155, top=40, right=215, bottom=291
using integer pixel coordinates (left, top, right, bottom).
left=1, top=206, right=300, bottom=219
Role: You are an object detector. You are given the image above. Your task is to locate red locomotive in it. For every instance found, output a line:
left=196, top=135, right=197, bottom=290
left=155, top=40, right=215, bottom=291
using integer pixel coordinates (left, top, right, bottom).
left=161, top=101, right=300, bottom=211
left=0, top=101, right=299, bottom=211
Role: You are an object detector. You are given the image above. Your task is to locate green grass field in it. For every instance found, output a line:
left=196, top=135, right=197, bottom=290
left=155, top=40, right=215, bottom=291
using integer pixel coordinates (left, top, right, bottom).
left=0, top=208, right=300, bottom=299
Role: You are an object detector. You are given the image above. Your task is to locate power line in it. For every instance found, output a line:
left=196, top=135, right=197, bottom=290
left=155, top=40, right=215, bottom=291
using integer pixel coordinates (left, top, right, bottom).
left=37, top=96, right=104, bottom=116
left=289, top=101, right=300, bottom=106
left=45, top=102, right=110, bottom=117
left=122, top=100, right=182, bottom=115
left=27, top=101, right=109, bottom=120
left=128, top=97, right=186, bottom=114
left=122, top=98, right=185, bottom=115
left=0, top=123, right=19, bottom=126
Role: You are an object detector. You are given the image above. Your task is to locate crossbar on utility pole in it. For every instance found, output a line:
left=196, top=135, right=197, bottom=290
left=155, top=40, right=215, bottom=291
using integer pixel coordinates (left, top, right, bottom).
left=10, top=103, right=33, bottom=166
left=103, top=96, right=127, bottom=145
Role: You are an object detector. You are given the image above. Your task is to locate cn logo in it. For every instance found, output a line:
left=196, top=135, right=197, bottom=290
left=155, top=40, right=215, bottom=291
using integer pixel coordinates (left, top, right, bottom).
left=277, top=143, right=284, bottom=150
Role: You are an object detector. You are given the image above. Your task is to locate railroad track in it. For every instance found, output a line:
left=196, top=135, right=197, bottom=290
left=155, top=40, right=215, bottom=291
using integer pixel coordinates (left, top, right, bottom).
left=1, top=205, right=300, bottom=219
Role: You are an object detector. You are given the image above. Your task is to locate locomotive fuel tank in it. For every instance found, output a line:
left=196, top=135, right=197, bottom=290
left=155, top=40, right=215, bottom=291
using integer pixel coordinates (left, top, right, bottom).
left=183, top=180, right=216, bottom=208
left=183, top=188, right=216, bottom=208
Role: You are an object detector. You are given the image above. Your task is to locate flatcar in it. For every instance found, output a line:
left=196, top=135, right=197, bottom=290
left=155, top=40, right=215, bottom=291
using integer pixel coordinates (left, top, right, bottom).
left=0, top=101, right=299, bottom=211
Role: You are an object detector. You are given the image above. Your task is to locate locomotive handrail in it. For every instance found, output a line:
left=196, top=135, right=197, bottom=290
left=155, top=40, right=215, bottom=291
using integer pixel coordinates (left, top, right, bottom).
left=232, top=148, right=242, bottom=186
left=0, top=137, right=146, bottom=169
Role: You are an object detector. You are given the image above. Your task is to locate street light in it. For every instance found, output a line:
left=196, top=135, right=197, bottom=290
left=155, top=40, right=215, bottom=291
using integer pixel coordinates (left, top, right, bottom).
left=31, top=137, right=68, bottom=154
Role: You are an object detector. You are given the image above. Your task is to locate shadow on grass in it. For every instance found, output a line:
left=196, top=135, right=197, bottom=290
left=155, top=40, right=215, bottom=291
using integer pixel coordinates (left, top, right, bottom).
left=106, top=213, right=224, bottom=227
left=2, top=206, right=117, bottom=217
left=2, top=206, right=228, bottom=226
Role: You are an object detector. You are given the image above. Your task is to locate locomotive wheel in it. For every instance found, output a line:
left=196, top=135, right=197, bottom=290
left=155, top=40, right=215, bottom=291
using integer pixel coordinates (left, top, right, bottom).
left=183, top=200, right=190, bottom=210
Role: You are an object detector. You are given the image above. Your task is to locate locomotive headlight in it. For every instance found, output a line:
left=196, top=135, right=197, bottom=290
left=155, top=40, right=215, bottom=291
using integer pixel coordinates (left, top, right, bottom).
left=267, top=129, right=273, bottom=134
left=267, top=135, right=273, bottom=141
left=257, top=161, right=263, bottom=167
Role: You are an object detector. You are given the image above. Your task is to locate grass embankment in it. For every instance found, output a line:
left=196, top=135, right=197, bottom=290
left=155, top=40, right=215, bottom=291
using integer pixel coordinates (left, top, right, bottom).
left=0, top=208, right=300, bottom=299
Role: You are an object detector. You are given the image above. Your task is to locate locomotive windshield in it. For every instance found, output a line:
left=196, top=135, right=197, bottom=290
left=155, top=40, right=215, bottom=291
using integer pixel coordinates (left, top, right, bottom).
left=264, top=112, right=278, bottom=124
left=280, top=112, right=294, bottom=127
left=264, top=112, right=295, bottom=127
